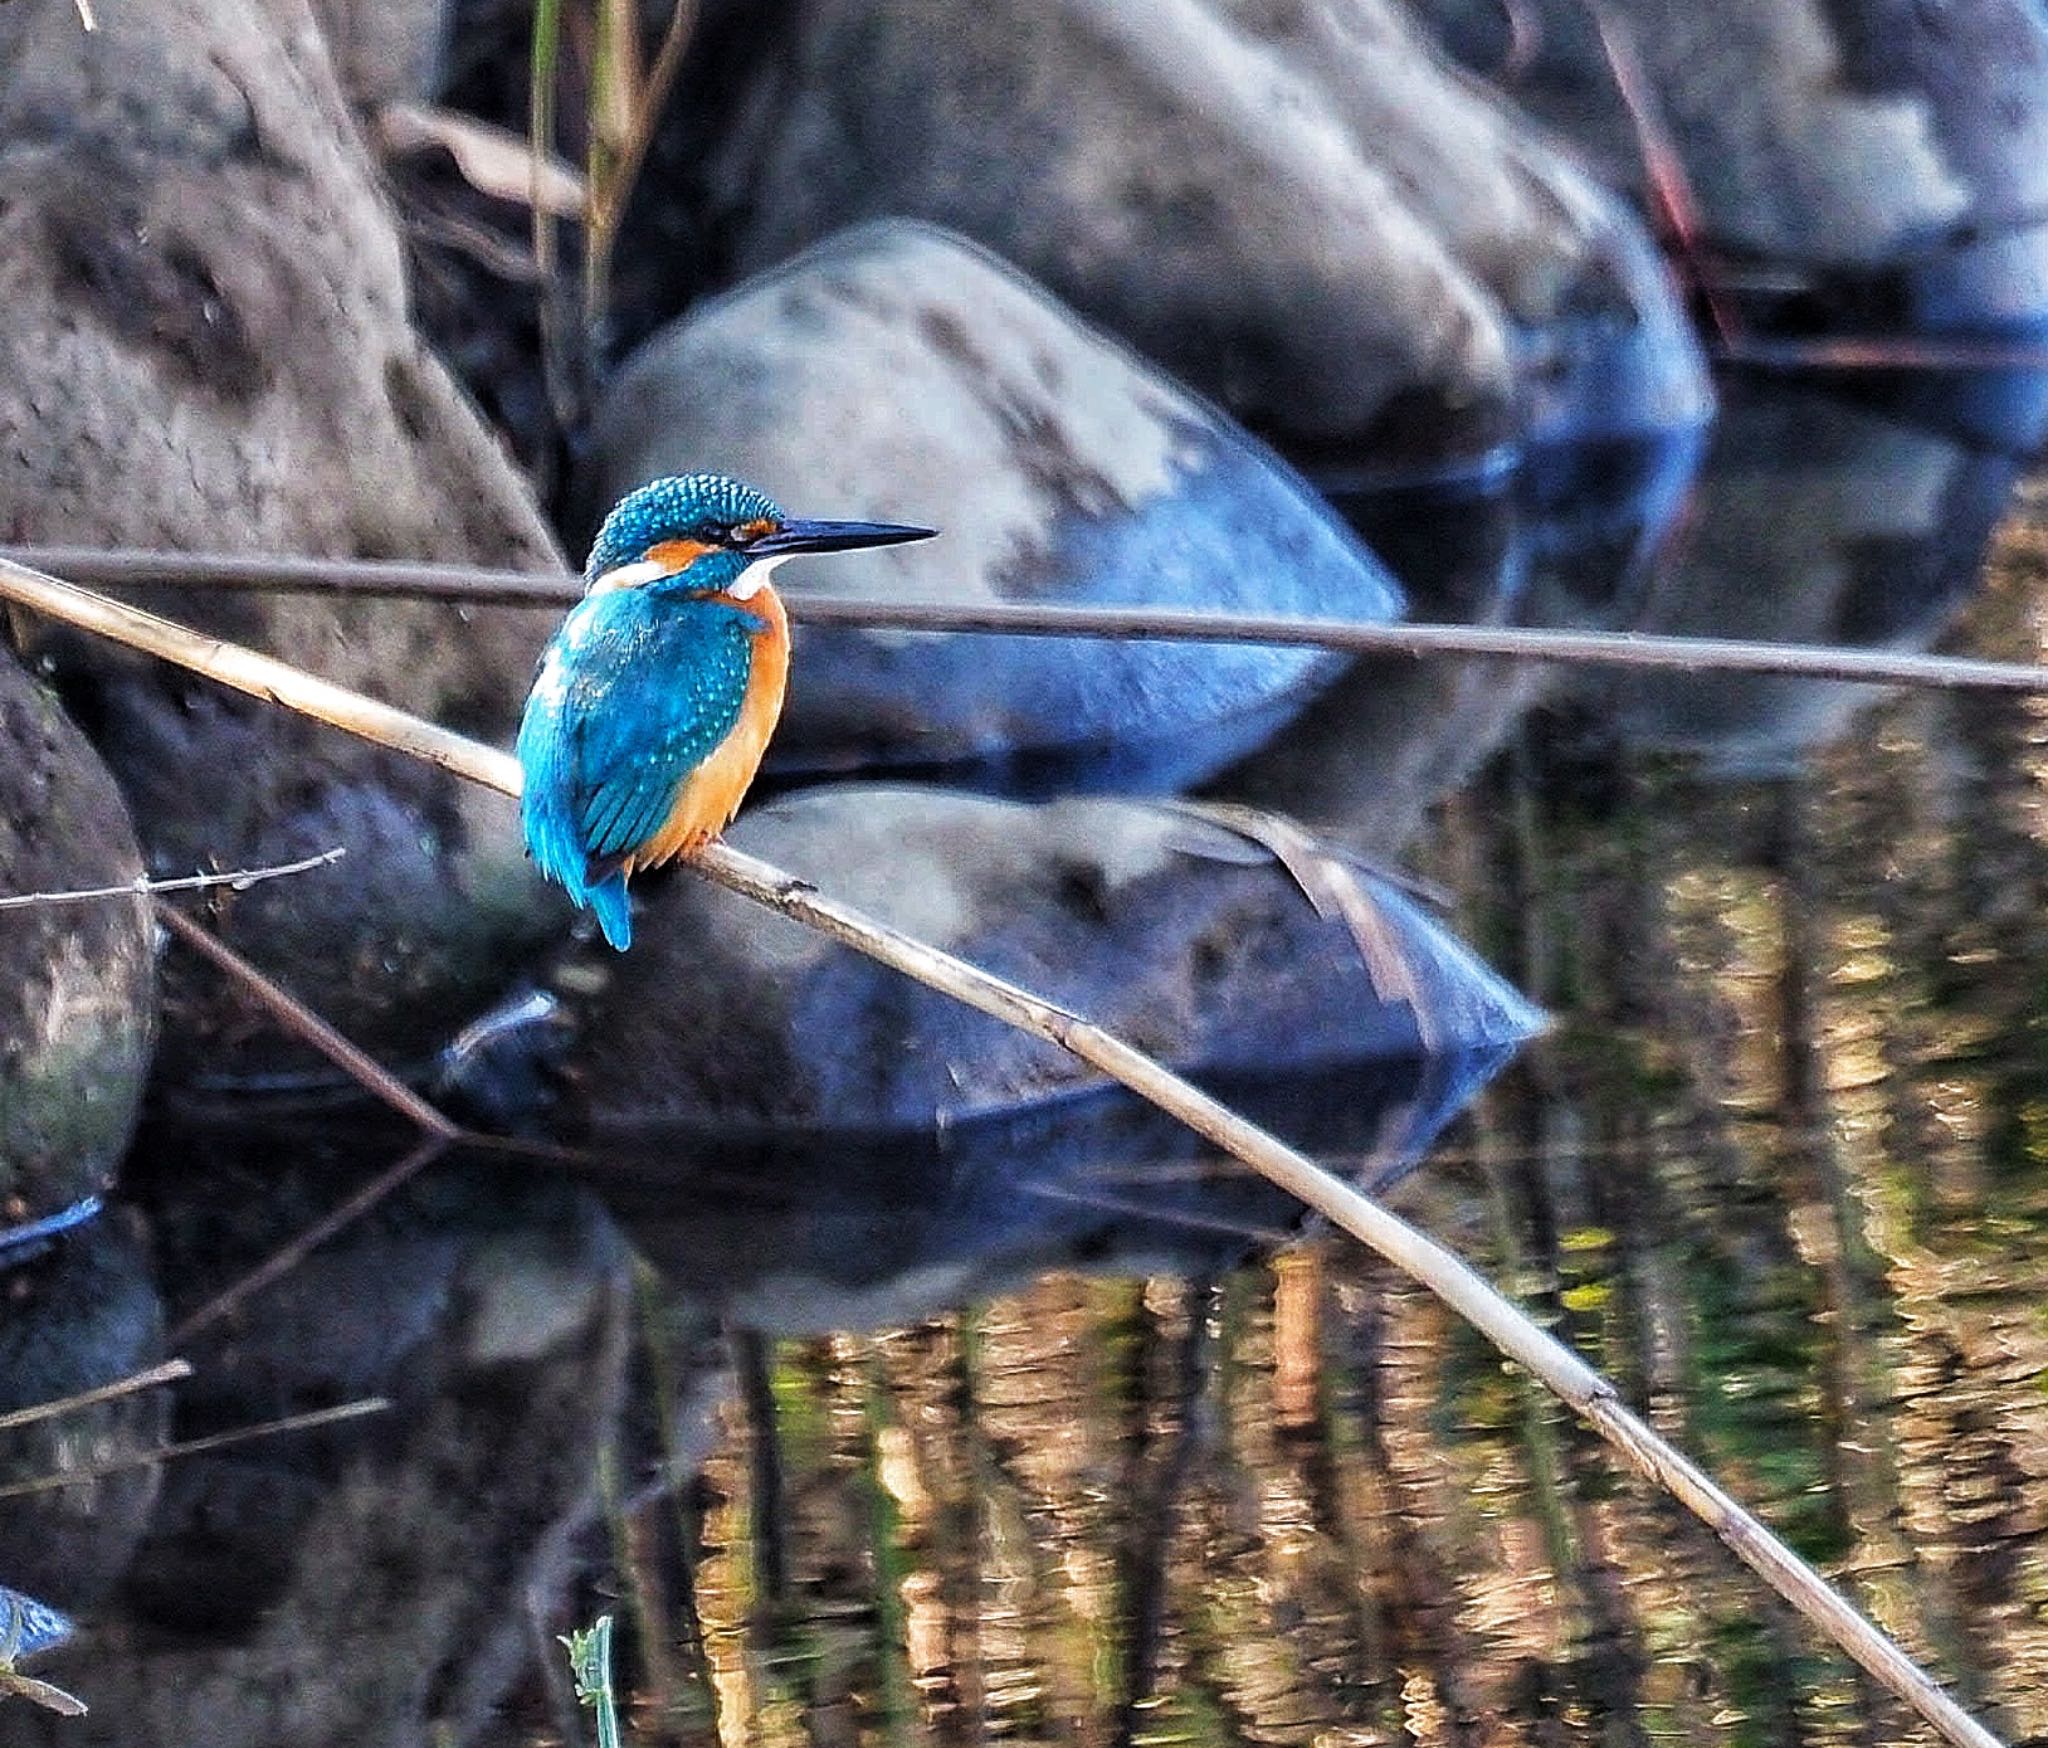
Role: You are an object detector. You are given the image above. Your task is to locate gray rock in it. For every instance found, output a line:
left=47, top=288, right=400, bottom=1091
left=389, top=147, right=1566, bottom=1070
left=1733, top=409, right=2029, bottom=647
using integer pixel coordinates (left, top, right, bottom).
left=672, top=0, right=1707, bottom=471
left=1419, top=0, right=2048, bottom=337
left=0, top=0, right=567, bottom=1085
left=305, top=0, right=449, bottom=106
left=587, top=223, right=1401, bottom=792
left=0, top=656, right=155, bottom=1242
left=544, top=784, right=1544, bottom=1140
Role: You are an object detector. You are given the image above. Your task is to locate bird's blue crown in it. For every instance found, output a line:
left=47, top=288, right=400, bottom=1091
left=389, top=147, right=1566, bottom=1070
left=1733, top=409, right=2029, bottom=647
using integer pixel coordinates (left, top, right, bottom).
left=585, top=474, right=786, bottom=581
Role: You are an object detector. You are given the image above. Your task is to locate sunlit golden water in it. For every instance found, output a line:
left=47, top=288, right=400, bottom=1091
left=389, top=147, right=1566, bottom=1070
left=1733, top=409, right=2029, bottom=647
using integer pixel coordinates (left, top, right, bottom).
left=577, top=484, right=2048, bottom=1748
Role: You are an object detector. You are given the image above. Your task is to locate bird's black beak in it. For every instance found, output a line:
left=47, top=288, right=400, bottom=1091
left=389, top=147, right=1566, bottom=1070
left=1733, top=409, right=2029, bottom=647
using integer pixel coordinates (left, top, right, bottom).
left=742, top=518, right=937, bottom=557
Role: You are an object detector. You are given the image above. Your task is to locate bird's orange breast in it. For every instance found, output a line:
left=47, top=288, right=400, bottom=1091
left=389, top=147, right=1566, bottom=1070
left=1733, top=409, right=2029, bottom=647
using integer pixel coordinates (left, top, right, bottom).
left=626, top=584, right=790, bottom=871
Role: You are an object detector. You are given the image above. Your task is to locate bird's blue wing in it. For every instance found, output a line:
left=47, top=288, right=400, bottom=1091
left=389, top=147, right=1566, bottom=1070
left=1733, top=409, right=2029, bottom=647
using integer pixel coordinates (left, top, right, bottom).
left=570, top=597, right=760, bottom=868
left=517, top=590, right=762, bottom=918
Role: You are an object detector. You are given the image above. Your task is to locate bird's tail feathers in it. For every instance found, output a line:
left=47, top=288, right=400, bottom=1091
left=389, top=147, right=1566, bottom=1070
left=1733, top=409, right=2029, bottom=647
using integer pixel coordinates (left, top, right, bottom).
left=588, top=871, right=633, bottom=951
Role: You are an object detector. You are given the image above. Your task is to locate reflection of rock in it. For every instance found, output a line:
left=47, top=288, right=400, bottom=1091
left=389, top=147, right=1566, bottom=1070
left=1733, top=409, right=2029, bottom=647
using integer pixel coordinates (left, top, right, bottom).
left=1573, top=377, right=2022, bottom=773
left=0, top=1586, right=74, bottom=1662
left=662, top=0, right=1706, bottom=474
left=601, top=1060, right=1536, bottom=1337
left=0, top=1215, right=167, bottom=1612
left=0, top=0, right=565, bottom=1089
left=1223, top=427, right=1704, bottom=851
left=1421, top=0, right=2048, bottom=338
left=516, top=785, right=1541, bottom=1141
left=0, top=657, right=155, bottom=1245
left=588, top=223, right=1400, bottom=794
left=20, top=1144, right=633, bottom=1748
left=1215, top=651, right=1557, bottom=859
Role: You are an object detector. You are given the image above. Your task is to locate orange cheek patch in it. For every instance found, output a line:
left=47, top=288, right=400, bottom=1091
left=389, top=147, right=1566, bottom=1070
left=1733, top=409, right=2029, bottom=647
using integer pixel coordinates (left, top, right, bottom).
left=646, top=538, right=714, bottom=572
left=738, top=518, right=779, bottom=543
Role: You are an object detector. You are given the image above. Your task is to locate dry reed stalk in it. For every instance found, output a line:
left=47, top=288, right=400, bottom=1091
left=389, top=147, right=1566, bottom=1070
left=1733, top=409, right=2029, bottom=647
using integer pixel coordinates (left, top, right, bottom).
left=0, top=551, right=2003, bottom=1748
left=163, top=1136, right=455, bottom=1346
left=9, top=543, right=2048, bottom=693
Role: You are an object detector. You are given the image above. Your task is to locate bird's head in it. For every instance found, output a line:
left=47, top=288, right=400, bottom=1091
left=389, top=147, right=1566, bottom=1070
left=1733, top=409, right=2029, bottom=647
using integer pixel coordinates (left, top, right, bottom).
left=585, top=473, right=934, bottom=600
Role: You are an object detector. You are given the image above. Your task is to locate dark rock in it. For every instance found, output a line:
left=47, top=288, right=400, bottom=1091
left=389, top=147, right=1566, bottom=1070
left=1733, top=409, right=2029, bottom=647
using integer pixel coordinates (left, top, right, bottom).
left=0, top=1214, right=168, bottom=1612
left=0, top=656, right=155, bottom=1245
left=0, top=0, right=567, bottom=1090
left=649, top=0, right=1708, bottom=474
left=521, top=784, right=1542, bottom=1142
left=1420, top=0, right=2048, bottom=340
left=587, top=222, right=1401, bottom=793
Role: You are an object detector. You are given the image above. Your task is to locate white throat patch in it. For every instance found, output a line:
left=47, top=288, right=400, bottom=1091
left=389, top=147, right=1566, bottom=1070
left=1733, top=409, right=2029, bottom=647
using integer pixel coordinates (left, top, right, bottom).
left=726, top=553, right=791, bottom=601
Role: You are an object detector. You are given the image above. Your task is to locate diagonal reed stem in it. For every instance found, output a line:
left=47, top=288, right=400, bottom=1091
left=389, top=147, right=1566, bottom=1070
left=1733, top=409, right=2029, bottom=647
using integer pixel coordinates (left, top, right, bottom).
left=0, top=1361, right=193, bottom=1433
left=0, top=1399, right=391, bottom=1501
left=0, top=551, right=2003, bottom=1748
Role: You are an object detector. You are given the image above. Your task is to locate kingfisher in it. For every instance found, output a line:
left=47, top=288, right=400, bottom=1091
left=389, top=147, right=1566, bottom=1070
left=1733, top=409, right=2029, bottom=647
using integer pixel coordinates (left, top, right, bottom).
left=517, top=473, right=933, bottom=949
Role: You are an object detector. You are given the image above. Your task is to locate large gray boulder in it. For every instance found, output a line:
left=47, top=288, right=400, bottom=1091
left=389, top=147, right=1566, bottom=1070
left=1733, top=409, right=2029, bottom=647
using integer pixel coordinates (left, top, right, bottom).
left=0, top=656, right=155, bottom=1249
left=1420, top=0, right=2048, bottom=338
left=587, top=223, right=1402, bottom=793
left=0, top=0, right=567, bottom=1085
left=666, top=0, right=1708, bottom=473
left=530, top=785, right=1543, bottom=1140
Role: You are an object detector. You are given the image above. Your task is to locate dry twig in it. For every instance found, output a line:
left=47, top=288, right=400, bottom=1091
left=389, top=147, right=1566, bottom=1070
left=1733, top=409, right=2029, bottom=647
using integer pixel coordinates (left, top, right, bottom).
left=154, top=903, right=456, bottom=1139
left=1588, top=0, right=1742, bottom=348
left=0, top=847, right=343, bottom=911
left=165, top=1136, right=455, bottom=1345
left=0, top=1399, right=391, bottom=1501
left=0, top=1361, right=193, bottom=1433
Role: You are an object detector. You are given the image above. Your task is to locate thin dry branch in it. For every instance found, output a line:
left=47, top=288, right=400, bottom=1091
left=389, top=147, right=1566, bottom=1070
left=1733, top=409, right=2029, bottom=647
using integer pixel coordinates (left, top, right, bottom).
left=0, top=846, right=343, bottom=911
left=1721, top=333, right=2048, bottom=372
left=8, top=544, right=2047, bottom=694
left=1588, top=0, right=1741, bottom=347
left=147, top=906, right=470, bottom=1342
left=0, top=1398, right=391, bottom=1501
left=0, top=1361, right=193, bottom=1434
left=166, top=1135, right=455, bottom=1345
left=154, top=903, right=457, bottom=1139
left=0, top=551, right=2003, bottom=1748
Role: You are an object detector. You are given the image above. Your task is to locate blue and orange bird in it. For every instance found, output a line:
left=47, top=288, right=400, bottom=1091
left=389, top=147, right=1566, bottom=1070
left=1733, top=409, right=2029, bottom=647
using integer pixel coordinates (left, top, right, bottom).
left=518, top=473, right=934, bottom=949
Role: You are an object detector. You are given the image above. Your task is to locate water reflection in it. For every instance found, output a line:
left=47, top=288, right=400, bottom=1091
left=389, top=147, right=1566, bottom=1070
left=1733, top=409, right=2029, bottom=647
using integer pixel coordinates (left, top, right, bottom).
left=9, top=365, right=2048, bottom=1744
left=591, top=1048, right=1532, bottom=1337
left=2, top=1142, right=633, bottom=1747
left=1571, top=372, right=2032, bottom=774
